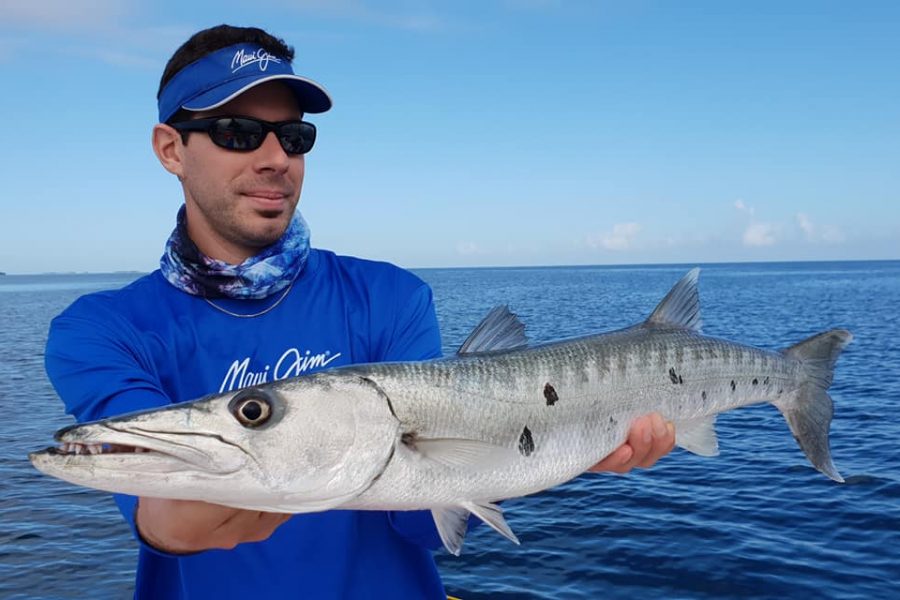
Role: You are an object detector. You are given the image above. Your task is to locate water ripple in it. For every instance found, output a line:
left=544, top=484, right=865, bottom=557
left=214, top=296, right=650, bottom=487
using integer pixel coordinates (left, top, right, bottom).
left=4, top=263, right=900, bottom=598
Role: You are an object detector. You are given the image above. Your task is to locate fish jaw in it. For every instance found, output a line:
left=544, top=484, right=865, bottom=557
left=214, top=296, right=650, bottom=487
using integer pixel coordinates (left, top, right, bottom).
left=29, top=419, right=252, bottom=500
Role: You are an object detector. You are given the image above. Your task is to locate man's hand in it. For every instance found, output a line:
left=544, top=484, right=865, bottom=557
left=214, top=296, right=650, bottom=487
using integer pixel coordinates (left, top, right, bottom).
left=588, top=413, right=676, bottom=474
left=136, top=497, right=291, bottom=554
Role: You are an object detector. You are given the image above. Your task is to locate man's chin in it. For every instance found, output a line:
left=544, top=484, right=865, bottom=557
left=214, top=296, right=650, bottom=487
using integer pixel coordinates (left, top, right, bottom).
left=244, top=220, right=293, bottom=248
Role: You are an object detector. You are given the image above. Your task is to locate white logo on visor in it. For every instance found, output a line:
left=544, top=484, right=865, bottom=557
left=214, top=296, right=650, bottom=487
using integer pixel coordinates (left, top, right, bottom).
left=231, top=48, right=282, bottom=73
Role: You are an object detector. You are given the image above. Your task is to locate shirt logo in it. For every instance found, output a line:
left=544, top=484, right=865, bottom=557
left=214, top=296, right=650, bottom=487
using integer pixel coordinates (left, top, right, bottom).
left=219, top=347, right=343, bottom=393
left=230, top=48, right=282, bottom=73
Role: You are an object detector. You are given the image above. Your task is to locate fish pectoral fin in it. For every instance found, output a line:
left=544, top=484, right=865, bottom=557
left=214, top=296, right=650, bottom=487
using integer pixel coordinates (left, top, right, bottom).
left=462, top=500, right=520, bottom=546
left=432, top=506, right=471, bottom=556
left=674, top=415, right=720, bottom=456
left=411, top=437, right=519, bottom=471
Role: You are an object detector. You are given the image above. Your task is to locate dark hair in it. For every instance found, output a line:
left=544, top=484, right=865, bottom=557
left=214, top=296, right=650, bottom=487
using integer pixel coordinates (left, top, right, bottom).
left=158, top=24, right=295, bottom=101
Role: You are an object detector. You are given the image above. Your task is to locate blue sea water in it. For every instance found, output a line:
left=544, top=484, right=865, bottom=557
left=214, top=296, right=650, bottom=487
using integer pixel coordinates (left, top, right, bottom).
left=1, top=262, right=898, bottom=599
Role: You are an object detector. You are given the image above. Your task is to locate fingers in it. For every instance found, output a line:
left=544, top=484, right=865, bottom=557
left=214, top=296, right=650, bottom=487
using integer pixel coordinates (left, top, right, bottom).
left=136, top=497, right=291, bottom=552
left=588, top=443, right=633, bottom=473
left=588, top=413, right=676, bottom=474
left=211, top=510, right=292, bottom=548
left=636, top=413, right=676, bottom=469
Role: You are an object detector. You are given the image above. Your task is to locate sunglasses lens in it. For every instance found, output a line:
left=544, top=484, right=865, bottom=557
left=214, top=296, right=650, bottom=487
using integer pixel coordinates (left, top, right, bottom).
left=278, top=122, right=316, bottom=154
left=209, top=118, right=264, bottom=151
left=189, top=118, right=315, bottom=154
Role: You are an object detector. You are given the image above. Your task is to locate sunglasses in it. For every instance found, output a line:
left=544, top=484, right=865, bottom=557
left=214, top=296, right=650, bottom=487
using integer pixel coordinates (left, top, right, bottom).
left=171, top=116, right=316, bottom=155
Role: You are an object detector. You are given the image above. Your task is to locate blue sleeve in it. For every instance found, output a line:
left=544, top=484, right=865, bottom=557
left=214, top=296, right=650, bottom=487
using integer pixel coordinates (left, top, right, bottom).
left=45, top=298, right=172, bottom=421
left=377, top=280, right=447, bottom=550
left=44, top=298, right=173, bottom=554
left=381, top=282, right=443, bottom=363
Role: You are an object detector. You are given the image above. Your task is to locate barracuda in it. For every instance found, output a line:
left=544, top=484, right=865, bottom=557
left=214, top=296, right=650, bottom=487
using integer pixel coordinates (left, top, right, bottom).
left=30, top=269, right=851, bottom=555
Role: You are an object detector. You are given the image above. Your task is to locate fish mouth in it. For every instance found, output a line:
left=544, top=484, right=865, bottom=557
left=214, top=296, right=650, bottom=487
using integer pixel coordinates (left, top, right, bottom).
left=30, top=421, right=247, bottom=476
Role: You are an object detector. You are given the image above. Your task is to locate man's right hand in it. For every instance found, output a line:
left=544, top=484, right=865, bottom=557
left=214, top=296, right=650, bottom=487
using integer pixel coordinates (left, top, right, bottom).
left=136, top=497, right=292, bottom=553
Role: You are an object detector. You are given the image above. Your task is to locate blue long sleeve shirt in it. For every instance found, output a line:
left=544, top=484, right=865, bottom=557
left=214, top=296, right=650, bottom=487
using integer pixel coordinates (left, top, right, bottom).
left=44, top=249, right=448, bottom=599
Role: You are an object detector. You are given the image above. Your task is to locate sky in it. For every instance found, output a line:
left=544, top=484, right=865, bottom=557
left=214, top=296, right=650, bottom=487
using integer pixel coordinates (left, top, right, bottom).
left=1, top=0, right=898, bottom=273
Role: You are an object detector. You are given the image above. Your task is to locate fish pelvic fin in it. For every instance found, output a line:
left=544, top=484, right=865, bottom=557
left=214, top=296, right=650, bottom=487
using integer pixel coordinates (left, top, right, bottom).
left=457, top=305, right=529, bottom=355
left=775, top=329, right=853, bottom=483
left=432, top=506, right=471, bottom=556
left=674, top=415, right=720, bottom=456
left=644, top=268, right=702, bottom=332
left=432, top=501, right=519, bottom=556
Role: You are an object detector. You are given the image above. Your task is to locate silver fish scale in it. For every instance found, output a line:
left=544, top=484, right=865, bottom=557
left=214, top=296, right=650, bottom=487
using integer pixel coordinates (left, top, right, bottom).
left=347, top=327, right=803, bottom=509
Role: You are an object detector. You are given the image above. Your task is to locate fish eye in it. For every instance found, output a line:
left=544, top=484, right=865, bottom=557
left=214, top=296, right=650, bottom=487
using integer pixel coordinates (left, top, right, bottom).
left=229, top=394, right=272, bottom=427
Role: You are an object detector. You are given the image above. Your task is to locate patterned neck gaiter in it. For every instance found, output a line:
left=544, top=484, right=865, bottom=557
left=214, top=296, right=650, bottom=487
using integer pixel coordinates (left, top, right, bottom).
left=159, top=205, right=310, bottom=299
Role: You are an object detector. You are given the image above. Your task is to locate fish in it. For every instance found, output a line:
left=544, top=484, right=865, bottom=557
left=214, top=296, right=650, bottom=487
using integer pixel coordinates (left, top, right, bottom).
left=30, top=269, right=852, bottom=555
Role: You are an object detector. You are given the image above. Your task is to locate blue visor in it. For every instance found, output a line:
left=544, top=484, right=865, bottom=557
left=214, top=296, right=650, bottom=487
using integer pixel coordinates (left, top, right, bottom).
left=158, top=44, right=332, bottom=123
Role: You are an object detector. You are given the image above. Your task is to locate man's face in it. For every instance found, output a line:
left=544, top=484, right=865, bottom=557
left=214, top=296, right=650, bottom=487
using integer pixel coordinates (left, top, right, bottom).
left=177, top=81, right=305, bottom=263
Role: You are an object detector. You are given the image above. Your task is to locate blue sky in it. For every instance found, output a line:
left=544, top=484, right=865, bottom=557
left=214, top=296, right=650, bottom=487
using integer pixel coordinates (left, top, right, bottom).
left=1, top=0, right=897, bottom=273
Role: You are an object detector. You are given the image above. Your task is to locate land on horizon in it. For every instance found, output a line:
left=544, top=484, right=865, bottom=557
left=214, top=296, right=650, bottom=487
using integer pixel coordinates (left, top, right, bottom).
left=1, top=258, right=898, bottom=279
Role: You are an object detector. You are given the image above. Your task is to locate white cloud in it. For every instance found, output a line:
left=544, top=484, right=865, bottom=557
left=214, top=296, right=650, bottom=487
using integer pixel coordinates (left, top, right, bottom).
left=503, top=0, right=564, bottom=10
left=1, top=0, right=132, bottom=30
left=0, top=3, right=185, bottom=69
left=742, top=222, right=777, bottom=246
left=587, top=222, right=641, bottom=251
left=797, top=212, right=815, bottom=240
left=820, top=225, right=846, bottom=243
left=271, top=0, right=450, bottom=31
left=734, top=200, right=778, bottom=247
left=795, top=212, right=845, bottom=244
left=456, top=241, right=481, bottom=255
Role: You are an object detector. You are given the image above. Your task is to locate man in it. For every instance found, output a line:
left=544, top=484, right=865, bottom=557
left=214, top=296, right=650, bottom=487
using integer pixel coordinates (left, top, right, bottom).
left=45, top=24, right=675, bottom=599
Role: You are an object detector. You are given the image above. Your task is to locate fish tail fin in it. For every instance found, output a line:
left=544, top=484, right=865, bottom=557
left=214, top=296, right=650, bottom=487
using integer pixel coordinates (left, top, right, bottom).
left=773, top=329, right=852, bottom=483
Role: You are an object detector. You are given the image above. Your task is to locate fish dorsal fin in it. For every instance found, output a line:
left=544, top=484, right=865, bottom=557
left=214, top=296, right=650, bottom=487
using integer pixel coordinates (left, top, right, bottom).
left=644, top=268, right=702, bottom=332
left=457, top=305, right=529, bottom=355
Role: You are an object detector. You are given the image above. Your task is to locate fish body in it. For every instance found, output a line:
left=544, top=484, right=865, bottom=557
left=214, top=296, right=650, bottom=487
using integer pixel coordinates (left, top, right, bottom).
left=30, top=270, right=851, bottom=554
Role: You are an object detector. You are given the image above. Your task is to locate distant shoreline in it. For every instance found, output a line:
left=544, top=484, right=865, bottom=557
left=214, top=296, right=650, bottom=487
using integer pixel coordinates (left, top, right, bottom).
left=1, top=258, right=898, bottom=277
left=411, top=257, right=900, bottom=273
left=0, top=271, right=147, bottom=277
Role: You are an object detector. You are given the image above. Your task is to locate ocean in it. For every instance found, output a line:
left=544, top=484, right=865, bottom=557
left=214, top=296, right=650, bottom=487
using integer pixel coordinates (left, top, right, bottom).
left=1, top=262, right=897, bottom=599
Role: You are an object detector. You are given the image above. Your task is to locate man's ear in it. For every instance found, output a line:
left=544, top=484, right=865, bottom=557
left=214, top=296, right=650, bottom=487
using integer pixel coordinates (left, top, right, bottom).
left=152, top=124, right=185, bottom=179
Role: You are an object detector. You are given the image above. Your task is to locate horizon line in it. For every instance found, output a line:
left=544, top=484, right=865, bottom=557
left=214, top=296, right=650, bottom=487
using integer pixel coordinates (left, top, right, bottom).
left=2, top=257, right=898, bottom=277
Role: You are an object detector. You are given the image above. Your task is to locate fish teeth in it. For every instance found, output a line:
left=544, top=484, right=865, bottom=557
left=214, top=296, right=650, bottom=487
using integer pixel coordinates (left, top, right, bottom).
left=58, top=442, right=106, bottom=455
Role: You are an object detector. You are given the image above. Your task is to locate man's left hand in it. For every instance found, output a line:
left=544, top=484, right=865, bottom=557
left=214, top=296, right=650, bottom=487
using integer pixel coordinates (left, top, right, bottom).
left=588, top=413, right=676, bottom=474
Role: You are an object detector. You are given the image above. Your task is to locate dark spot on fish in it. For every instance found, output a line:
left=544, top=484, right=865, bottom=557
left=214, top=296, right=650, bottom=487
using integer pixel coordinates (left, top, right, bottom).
left=669, top=367, right=680, bottom=384
left=752, top=378, right=759, bottom=386
left=701, top=391, right=707, bottom=401
left=764, top=376, right=770, bottom=385
left=731, top=380, right=736, bottom=392
left=679, top=375, right=684, bottom=384
left=778, top=388, right=784, bottom=395
left=518, top=426, right=535, bottom=457
left=401, top=432, right=417, bottom=449
left=543, top=383, right=559, bottom=406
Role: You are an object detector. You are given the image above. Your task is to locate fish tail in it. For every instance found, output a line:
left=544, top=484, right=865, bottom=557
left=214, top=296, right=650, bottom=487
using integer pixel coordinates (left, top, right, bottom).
left=774, top=329, right=853, bottom=483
